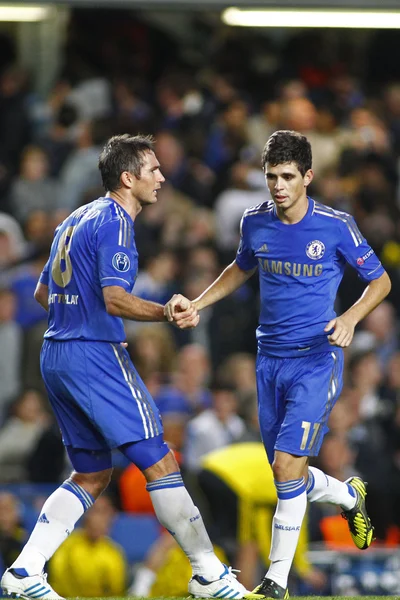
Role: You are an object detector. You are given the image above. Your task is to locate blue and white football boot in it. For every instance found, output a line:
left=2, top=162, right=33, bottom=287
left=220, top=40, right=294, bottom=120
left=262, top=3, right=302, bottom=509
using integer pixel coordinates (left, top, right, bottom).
left=1, top=568, right=64, bottom=600
left=189, top=564, right=249, bottom=598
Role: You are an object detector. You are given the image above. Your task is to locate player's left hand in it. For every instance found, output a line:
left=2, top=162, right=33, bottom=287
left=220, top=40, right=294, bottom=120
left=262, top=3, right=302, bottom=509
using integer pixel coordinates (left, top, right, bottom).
left=324, top=314, right=356, bottom=347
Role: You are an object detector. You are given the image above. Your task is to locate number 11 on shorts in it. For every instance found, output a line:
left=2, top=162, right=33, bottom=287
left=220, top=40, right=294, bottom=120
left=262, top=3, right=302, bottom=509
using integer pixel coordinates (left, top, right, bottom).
left=300, top=421, right=321, bottom=451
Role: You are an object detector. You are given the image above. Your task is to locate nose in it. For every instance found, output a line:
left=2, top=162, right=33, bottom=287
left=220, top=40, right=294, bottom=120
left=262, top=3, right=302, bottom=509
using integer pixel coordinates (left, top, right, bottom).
left=158, top=171, right=165, bottom=183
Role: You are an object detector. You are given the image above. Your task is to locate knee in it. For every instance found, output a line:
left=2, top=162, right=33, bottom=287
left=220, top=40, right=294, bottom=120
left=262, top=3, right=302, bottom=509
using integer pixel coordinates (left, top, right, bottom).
left=271, top=454, right=296, bottom=482
left=271, top=459, right=289, bottom=482
left=272, top=452, right=307, bottom=482
left=71, top=468, right=113, bottom=499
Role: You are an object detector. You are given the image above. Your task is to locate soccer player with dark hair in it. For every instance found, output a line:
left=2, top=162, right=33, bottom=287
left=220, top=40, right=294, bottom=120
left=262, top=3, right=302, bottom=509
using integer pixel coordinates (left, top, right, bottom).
left=1, top=134, right=248, bottom=600
left=166, top=130, right=391, bottom=599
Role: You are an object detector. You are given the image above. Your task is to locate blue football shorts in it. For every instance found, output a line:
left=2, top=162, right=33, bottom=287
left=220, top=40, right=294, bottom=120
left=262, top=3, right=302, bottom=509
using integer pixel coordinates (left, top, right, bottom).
left=256, top=349, right=344, bottom=463
left=40, top=339, right=164, bottom=460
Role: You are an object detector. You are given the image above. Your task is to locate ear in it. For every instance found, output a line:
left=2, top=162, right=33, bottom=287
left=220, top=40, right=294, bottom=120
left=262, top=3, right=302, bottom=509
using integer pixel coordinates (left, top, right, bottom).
left=120, top=171, right=134, bottom=188
left=304, top=169, right=314, bottom=187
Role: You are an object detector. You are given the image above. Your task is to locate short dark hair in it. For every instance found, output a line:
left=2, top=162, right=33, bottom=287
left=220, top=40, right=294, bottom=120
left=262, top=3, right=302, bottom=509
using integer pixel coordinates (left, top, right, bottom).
left=261, top=130, right=312, bottom=176
left=98, top=133, right=155, bottom=192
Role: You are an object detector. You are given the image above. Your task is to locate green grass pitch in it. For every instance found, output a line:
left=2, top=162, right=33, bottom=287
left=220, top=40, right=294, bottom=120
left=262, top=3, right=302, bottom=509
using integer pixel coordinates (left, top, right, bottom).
left=71, top=596, right=400, bottom=600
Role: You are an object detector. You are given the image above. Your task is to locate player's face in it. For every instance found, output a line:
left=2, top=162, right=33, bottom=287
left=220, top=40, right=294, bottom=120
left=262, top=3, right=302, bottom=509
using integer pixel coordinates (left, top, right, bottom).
left=264, top=161, right=312, bottom=212
left=134, top=150, right=165, bottom=205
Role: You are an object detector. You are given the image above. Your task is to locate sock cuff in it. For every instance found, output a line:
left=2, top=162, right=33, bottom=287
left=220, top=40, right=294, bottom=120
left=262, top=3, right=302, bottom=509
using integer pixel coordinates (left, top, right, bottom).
left=146, top=472, right=184, bottom=492
left=61, top=479, right=94, bottom=511
left=275, top=477, right=306, bottom=500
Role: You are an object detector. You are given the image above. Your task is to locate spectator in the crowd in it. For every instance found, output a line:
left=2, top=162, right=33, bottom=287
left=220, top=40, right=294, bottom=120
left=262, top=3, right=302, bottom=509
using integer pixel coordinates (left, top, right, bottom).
left=0, top=492, right=27, bottom=571
left=362, top=301, right=399, bottom=370
left=0, top=213, right=27, bottom=269
left=49, top=495, right=127, bottom=597
left=217, top=352, right=257, bottom=421
left=0, top=288, right=22, bottom=422
left=247, top=99, right=281, bottom=154
left=279, top=96, right=342, bottom=176
left=3, top=249, right=49, bottom=331
left=214, top=161, right=267, bottom=258
left=383, top=83, right=400, bottom=157
left=133, top=180, right=194, bottom=259
left=26, top=416, right=65, bottom=484
left=346, top=351, right=394, bottom=540
left=0, top=66, right=31, bottom=202
left=112, top=77, right=153, bottom=130
left=133, top=247, right=178, bottom=306
left=184, top=381, right=247, bottom=473
left=58, top=117, right=111, bottom=211
left=67, top=73, right=112, bottom=121
left=155, top=130, right=212, bottom=205
left=9, top=145, right=60, bottom=223
left=127, top=323, right=177, bottom=382
left=38, top=102, right=79, bottom=177
left=203, top=99, right=250, bottom=195
left=155, top=344, right=212, bottom=417
left=3, top=250, right=49, bottom=392
left=0, top=389, right=50, bottom=482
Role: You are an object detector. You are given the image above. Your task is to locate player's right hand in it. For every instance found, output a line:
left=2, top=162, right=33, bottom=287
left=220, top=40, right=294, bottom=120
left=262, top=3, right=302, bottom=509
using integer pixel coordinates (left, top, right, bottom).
left=164, top=294, right=200, bottom=329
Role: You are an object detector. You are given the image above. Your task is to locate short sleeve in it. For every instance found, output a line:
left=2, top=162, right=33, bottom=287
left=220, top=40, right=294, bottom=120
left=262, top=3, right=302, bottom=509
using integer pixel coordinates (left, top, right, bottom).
left=96, top=220, right=138, bottom=291
left=39, top=259, right=50, bottom=285
left=337, top=215, right=384, bottom=282
left=235, top=214, right=258, bottom=271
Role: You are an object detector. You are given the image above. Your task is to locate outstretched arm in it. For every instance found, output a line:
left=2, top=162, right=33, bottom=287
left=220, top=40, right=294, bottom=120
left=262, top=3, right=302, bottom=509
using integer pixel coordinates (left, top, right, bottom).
left=324, top=271, right=391, bottom=347
left=102, top=285, right=200, bottom=327
left=164, top=261, right=256, bottom=327
left=194, top=261, right=257, bottom=310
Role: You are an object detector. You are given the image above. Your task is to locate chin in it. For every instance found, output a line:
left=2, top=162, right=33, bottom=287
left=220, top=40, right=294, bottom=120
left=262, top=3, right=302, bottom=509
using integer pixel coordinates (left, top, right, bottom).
left=140, top=197, right=157, bottom=206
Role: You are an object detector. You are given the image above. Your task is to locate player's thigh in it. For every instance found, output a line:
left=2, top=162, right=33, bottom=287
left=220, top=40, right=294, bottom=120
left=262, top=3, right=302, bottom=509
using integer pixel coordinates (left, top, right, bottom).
left=43, top=340, right=164, bottom=449
left=276, top=349, right=344, bottom=458
left=40, top=340, right=110, bottom=453
left=85, top=342, right=164, bottom=447
left=256, top=353, right=285, bottom=464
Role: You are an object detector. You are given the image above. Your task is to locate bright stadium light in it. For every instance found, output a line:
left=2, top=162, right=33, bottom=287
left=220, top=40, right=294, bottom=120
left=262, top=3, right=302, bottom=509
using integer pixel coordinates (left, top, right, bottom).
left=0, top=5, right=52, bottom=21
left=222, top=7, right=400, bottom=29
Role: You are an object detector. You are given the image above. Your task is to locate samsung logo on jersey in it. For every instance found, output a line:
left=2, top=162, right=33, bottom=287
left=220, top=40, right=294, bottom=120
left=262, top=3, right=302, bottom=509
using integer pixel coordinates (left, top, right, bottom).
left=258, top=259, right=323, bottom=277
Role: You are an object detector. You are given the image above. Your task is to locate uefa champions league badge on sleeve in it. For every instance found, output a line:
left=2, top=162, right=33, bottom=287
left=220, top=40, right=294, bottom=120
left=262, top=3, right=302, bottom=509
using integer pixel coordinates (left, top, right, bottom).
left=306, top=240, right=325, bottom=260
left=112, top=252, right=131, bottom=272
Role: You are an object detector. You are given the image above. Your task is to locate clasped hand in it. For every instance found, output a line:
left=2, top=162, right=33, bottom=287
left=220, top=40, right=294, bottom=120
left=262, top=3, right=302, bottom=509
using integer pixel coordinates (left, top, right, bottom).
left=164, top=294, right=200, bottom=329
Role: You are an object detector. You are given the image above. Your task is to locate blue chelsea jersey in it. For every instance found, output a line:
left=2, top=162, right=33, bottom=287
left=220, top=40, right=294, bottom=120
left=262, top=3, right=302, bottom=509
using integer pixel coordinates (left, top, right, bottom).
left=40, top=197, right=138, bottom=341
left=236, top=197, right=385, bottom=357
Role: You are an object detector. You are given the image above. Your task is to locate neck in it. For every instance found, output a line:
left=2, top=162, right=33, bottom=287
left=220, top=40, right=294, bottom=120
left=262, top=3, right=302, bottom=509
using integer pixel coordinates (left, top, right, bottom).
left=106, top=191, right=142, bottom=220
left=276, top=195, right=309, bottom=224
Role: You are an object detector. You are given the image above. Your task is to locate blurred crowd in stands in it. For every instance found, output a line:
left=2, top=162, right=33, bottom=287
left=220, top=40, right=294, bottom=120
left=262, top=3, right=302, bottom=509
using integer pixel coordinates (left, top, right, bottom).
left=1, top=8, right=400, bottom=595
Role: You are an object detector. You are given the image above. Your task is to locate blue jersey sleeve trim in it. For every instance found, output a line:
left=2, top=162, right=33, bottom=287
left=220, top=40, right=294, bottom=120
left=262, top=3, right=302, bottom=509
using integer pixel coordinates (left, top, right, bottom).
left=100, top=276, right=131, bottom=288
